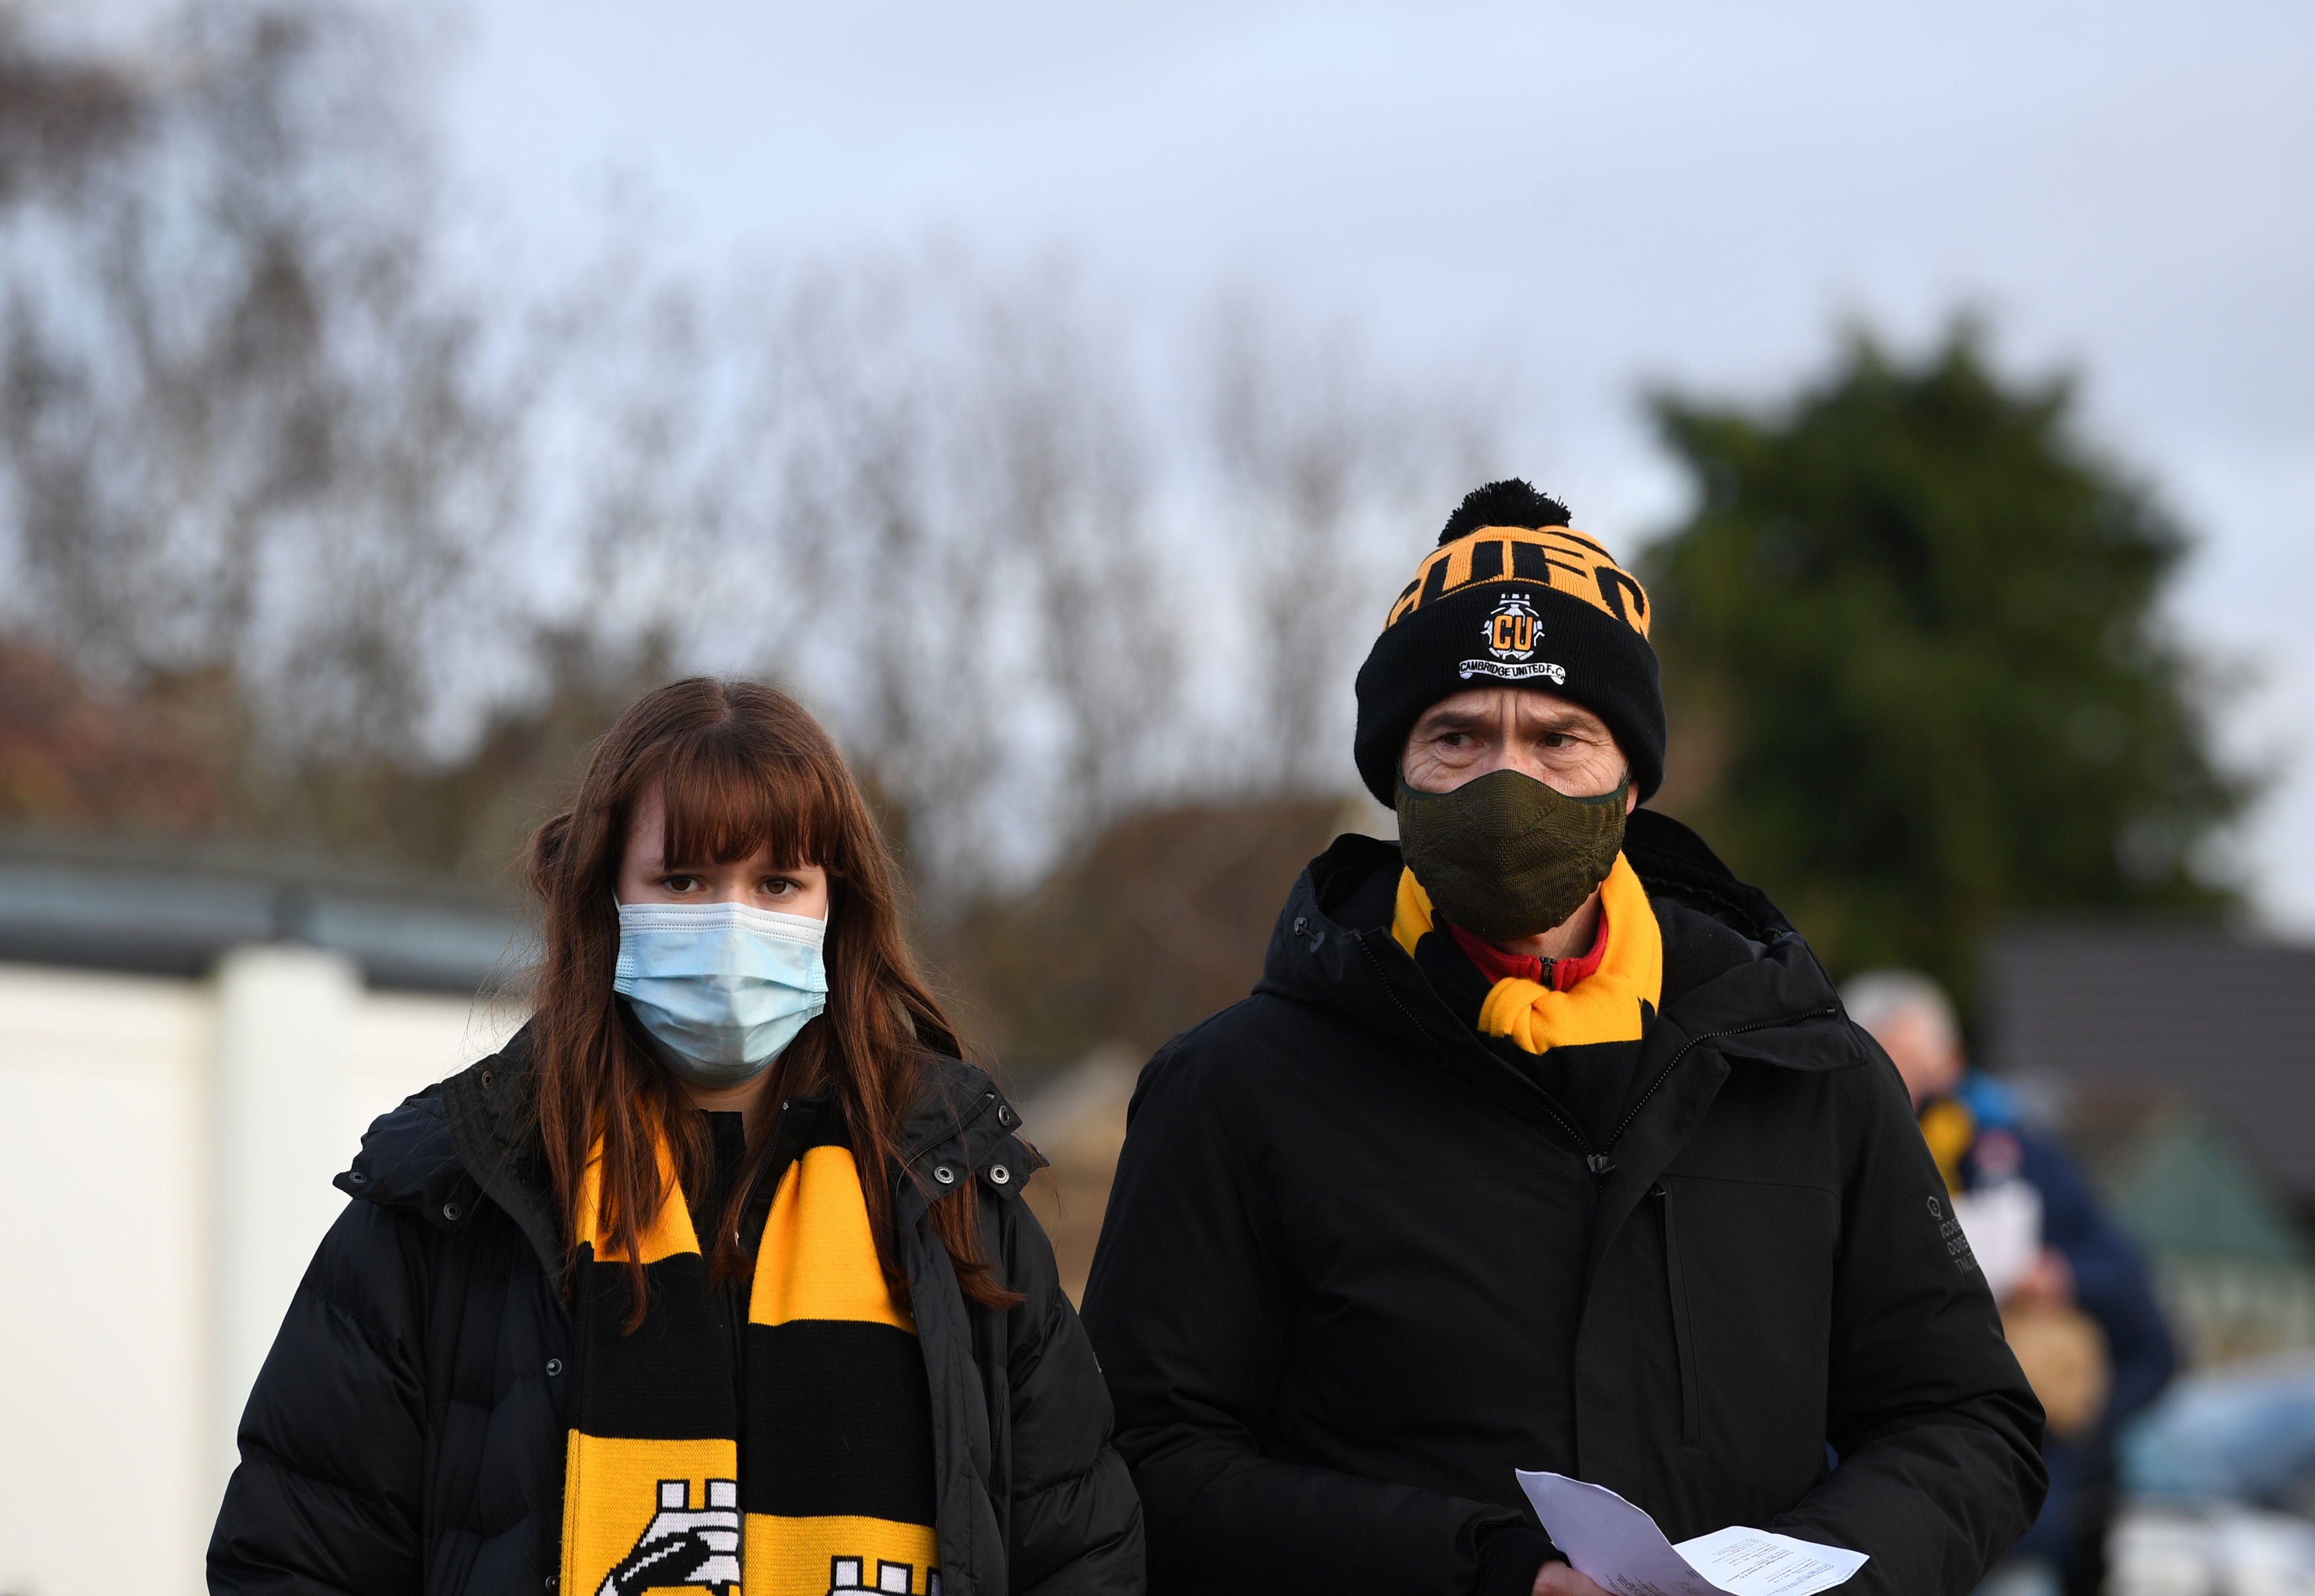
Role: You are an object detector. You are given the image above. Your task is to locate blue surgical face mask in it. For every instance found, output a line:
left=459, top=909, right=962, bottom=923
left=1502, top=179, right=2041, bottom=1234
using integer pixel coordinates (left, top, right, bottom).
left=612, top=900, right=829, bottom=1087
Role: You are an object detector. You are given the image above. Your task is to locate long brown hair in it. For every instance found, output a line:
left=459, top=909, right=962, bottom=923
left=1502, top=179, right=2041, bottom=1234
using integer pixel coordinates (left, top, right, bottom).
left=523, top=676, right=1015, bottom=1324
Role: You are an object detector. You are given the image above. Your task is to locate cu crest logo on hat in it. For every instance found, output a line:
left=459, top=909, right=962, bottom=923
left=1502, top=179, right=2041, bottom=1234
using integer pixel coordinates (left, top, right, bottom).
left=1483, top=592, right=1542, bottom=661
left=1456, top=591, right=1567, bottom=685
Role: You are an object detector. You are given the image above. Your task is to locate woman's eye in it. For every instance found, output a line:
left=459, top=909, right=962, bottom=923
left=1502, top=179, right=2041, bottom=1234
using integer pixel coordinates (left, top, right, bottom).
left=661, top=875, right=700, bottom=893
left=763, top=877, right=793, bottom=896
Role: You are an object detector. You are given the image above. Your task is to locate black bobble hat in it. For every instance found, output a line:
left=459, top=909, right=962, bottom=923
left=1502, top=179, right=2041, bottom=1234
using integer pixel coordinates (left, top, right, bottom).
left=1352, top=479, right=1666, bottom=806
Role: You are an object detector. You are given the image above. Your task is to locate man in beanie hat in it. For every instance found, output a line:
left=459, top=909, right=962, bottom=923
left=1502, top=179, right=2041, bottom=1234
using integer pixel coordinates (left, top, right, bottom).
left=1081, top=482, right=2046, bottom=1596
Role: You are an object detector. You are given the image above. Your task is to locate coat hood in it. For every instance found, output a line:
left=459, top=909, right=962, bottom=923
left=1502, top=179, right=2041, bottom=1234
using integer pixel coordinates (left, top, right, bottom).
left=334, top=1081, right=486, bottom=1236
left=335, top=1028, right=560, bottom=1277
left=335, top=1028, right=1044, bottom=1282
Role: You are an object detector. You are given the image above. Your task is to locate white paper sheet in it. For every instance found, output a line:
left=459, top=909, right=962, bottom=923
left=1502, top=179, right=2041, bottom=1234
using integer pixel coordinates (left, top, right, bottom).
left=1516, top=1472, right=1869, bottom=1596
left=1951, top=1180, right=2043, bottom=1301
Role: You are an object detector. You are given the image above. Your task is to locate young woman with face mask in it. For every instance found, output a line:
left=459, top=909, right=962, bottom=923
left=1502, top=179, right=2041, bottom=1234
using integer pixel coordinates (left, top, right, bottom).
left=210, top=677, right=1145, bottom=1596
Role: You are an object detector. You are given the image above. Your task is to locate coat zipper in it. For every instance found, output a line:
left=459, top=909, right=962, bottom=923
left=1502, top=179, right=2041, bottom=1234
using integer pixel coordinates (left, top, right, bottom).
left=1600, top=1004, right=1842, bottom=1157
left=1356, top=935, right=1596, bottom=1163
left=1653, top=1181, right=1700, bottom=1445
left=1358, top=931, right=1837, bottom=1450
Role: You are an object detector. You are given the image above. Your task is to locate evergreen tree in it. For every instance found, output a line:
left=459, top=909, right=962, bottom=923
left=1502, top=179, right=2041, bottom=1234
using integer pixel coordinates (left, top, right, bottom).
left=1642, top=326, right=2246, bottom=1009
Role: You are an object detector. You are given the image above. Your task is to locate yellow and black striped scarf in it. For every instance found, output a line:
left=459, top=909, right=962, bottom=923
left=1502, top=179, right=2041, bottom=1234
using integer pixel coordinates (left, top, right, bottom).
left=561, top=1115, right=940, bottom=1596
left=1392, top=853, right=1663, bottom=1053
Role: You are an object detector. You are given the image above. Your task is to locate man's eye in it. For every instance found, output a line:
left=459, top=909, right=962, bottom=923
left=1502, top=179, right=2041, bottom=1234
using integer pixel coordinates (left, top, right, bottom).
left=1542, top=732, right=1569, bottom=748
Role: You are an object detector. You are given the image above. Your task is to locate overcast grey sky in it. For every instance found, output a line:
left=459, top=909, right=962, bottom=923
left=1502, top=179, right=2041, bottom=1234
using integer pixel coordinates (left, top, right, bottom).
left=88, top=0, right=2315, bottom=926
left=464, top=1, right=2315, bottom=931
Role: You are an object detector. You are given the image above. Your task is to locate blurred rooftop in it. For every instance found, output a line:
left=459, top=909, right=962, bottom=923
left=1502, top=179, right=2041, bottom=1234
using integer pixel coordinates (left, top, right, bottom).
left=1986, top=924, right=2315, bottom=1216
left=0, top=830, right=528, bottom=993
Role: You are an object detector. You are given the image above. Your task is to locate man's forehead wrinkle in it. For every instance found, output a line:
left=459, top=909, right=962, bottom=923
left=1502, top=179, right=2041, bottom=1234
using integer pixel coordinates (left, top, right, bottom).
left=1508, top=691, right=1604, bottom=733
left=1406, top=688, right=1626, bottom=765
left=1415, top=692, right=1603, bottom=732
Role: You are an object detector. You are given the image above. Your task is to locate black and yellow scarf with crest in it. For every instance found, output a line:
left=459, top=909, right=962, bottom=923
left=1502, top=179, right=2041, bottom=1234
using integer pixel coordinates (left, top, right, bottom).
left=561, top=1109, right=941, bottom=1596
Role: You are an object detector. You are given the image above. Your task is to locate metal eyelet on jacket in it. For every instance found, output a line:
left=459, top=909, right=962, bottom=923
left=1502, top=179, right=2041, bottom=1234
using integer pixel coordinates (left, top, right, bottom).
left=988, top=1164, right=1011, bottom=1186
left=346, top=1171, right=366, bottom=1186
left=997, top=1105, right=1017, bottom=1128
left=441, top=1202, right=462, bottom=1222
left=933, top=1165, right=957, bottom=1186
left=546, top=1358, right=563, bottom=1376
left=480, top=1069, right=494, bottom=1089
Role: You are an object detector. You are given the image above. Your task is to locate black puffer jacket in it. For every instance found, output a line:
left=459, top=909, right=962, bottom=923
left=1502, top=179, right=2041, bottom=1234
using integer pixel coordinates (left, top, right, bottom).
left=1081, top=812, right=2044, bottom=1596
left=208, top=1036, right=1144, bottom=1596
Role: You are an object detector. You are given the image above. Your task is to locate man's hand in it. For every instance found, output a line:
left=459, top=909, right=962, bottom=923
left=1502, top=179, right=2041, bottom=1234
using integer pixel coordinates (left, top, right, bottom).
left=2011, top=1247, right=2075, bottom=1308
left=1533, top=1560, right=1613, bottom=1596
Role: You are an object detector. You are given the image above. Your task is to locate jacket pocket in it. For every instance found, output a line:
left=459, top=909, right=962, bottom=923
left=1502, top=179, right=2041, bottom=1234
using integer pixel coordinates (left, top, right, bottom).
left=1654, top=1182, right=1700, bottom=1447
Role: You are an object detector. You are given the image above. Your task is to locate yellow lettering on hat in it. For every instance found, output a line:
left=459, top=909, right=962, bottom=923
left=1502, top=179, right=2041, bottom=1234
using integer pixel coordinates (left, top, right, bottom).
left=1384, top=525, right=1650, bottom=640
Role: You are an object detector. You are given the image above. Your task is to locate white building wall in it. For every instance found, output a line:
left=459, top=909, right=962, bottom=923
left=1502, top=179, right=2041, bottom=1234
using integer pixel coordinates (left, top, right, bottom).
left=0, top=958, right=523, bottom=1596
left=209, top=947, right=363, bottom=1511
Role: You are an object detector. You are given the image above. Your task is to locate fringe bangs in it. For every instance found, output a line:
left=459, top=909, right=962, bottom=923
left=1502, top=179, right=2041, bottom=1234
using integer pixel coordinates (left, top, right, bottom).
left=643, top=715, right=850, bottom=875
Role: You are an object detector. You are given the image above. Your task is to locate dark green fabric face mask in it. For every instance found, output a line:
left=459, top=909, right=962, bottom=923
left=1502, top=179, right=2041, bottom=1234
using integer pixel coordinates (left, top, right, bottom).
left=1395, top=767, right=1628, bottom=944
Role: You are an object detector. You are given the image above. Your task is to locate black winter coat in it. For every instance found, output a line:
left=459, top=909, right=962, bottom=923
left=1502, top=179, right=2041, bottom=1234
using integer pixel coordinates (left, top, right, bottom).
left=1080, top=812, right=2045, bottom=1596
left=208, top=1036, right=1144, bottom=1596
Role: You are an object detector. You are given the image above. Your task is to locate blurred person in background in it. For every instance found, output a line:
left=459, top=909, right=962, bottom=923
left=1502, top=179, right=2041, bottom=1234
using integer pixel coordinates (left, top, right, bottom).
left=1848, top=970, right=2176, bottom=1596
left=1081, top=482, right=2046, bottom=1596
left=208, top=679, right=1143, bottom=1596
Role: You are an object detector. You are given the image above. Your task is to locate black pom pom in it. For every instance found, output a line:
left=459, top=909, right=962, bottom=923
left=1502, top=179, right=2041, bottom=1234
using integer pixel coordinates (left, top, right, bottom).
left=1437, top=479, right=1573, bottom=546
